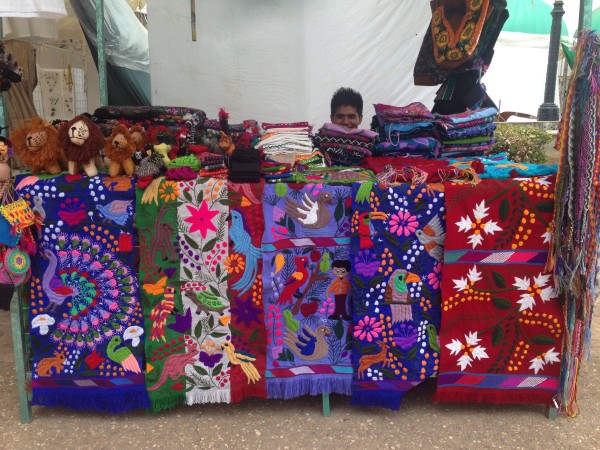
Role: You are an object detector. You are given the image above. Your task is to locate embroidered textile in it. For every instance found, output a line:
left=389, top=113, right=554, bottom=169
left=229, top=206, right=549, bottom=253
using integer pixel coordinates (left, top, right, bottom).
left=17, top=174, right=150, bottom=413
left=261, top=183, right=354, bottom=398
left=448, top=153, right=558, bottom=179
left=350, top=182, right=445, bottom=409
left=434, top=176, right=564, bottom=405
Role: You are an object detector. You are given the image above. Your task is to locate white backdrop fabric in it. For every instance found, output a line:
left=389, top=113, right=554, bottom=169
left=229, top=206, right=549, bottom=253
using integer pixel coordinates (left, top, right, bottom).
left=148, top=1, right=556, bottom=125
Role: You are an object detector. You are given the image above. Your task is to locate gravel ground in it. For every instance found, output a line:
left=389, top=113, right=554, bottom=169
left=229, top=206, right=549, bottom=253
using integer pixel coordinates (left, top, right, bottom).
left=0, top=309, right=598, bottom=450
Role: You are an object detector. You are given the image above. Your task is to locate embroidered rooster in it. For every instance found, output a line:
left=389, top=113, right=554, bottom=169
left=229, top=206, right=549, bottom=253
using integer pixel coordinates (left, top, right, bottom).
left=384, top=269, right=420, bottom=323
left=221, top=341, right=260, bottom=384
left=149, top=286, right=176, bottom=341
left=284, top=191, right=333, bottom=229
left=415, top=214, right=445, bottom=262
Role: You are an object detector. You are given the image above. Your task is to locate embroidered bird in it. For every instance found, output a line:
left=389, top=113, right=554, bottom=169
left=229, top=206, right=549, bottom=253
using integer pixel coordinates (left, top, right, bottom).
left=426, top=324, right=440, bottom=352
left=276, top=256, right=309, bottom=304
left=32, top=195, right=46, bottom=220
left=229, top=210, right=261, bottom=295
left=96, top=199, right=132, bottom=226
left=41, top=249, right=77, bottom=312
left=284, top=191, right=333, bottom=229
left=415, top=214, right=446, bottom=262
left=221, top=341, right=261, bottom=384
left=107, top=335, right=141, bottom=373
left=183, top=289, right=225, bottom=315
left=384, top=269, right=420, bottom=323
left=149, top=286, right=176, bottom=341
left=357, top=211, right=388, bottom=249
left=284, top=323, right=331, bottom=361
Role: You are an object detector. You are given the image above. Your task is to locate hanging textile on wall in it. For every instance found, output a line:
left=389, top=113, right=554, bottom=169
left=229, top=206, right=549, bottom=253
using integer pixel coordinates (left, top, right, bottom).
left=226, top=181, right=267, bottom=402
left=261, top=183, right=354, bottom=398
left=435, top=176, right=564, bottom=405
left=39, top=69, right=74, bottom=120
left=138, top=177, right=231, bottom=410
left=349, top=181, right=445, bottom=409
left=16, top=173, right=150, bottom=413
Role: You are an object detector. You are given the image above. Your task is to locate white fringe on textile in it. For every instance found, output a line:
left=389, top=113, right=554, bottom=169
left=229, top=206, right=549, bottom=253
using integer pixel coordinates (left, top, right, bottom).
left=186, top=388, right=231, bottom=405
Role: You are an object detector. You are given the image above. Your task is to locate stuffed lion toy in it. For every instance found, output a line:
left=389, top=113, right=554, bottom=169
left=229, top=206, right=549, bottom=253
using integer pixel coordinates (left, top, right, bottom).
left=10, top=117, right=66, bottom=175
left=105, top=124, right=136, bottom=177
left=58, top=114, right=105, bottom=177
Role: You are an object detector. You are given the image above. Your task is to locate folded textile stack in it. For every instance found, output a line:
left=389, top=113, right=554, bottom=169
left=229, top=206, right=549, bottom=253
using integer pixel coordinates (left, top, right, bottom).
left=255, top=122, right=315, bottom=161
left=294, top=150, right=326, bottom=170
left=199, top=153, right=228, bottom=178
left=229, top=147, right=261, bottom=183
left=260, top=159, right=293, bottom=181
left=313, top=123, right=377, bottom=166
left=435, top=107, right=497, bottom=157
left=372, top=102, right=441, bottom=157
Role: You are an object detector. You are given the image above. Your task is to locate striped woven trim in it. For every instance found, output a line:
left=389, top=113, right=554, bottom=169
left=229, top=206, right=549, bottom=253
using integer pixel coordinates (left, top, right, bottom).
left=437, top=372, right=559, bottom=391
left=266, top=364, right=353, bottom=378
left=444, top=250, right=548, bottom=265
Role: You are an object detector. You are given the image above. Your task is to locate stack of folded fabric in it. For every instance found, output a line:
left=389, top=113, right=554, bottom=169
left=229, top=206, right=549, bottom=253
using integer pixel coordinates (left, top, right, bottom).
left=260, top=159, right=293, bottom=181
left=435, top=107, right=497, bottom=157
left=372, top=102, right=441, bottom=157
left=198, top=153, right=228, bottom=178
left=313, top=123, right=377, bottom=166
left=229, top=147, right=261, bottom=183
left=254, top=122, right=314, bottom=161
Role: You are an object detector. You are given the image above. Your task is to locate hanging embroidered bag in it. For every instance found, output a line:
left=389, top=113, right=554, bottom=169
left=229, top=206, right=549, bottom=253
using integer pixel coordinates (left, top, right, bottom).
left=431, top=0, right=491, bottom=69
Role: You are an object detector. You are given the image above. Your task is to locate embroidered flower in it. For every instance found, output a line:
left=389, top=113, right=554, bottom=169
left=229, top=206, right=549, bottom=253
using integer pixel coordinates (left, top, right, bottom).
left=158, top=180, right=180, bottom=203
left=389, top=210, right=419, bottom=237
left=353, top=316, right=382, bottom=343
left=427, top=263, right=442, bottom=290
left=513, top=273, right=557, bottom=311
left=229, top=297, right=262, bottom=328
left=57, top=197, right=87, bottom=226
left=447, top=48, right=464, bottom=61
left=184, top=200, right=219, bottom=238
left=392, top=323, right=418, bottom=351
left=453, top=265, right=482, bottom=292
left=353, top=249, right=380, bottom=277
left=468, top=0, right=483, bottom=11
left=445, top=331, right=489, bottom=371
left=542, top=226, right=553, bottom=244
left=224, top=253, right=245, bottom=274
left=529, top=347, right=560, bottom=374
left=456, top=201, right=502, bottom=248
left=436, top=31, right=450, bottom=49
left=460, top=22, right=475, bottom=41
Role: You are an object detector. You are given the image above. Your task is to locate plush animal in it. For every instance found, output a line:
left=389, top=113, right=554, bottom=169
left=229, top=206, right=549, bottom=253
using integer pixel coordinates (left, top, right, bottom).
left=153, top=142, right=171, bottom=167
left=105, top=124, right=136, bottom=177
left=129, top=124, right=147, bottom=165
left=58, top=114, right=105, bottom=177
left=10, top=117, right=66, bottom=175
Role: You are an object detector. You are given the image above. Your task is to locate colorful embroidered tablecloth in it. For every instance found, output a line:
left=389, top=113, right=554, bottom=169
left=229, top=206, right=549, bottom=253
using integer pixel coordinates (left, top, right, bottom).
left=350, top=181, right=445, bottom=409
left=261, top=183, right=353, bottom=398
left=16, top=173, right=150, bottom=413
left=138, top=177, right=232, bottom=409
left=434, top=176, right=564, bottom=405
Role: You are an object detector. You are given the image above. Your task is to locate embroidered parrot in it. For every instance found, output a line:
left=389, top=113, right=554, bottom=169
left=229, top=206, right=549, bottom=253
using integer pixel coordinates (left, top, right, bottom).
left=384, top=269, right=420, bottom=323
left=415, top=214, right=445, bottom=262
left=149, top=286, right=176, bottom=341
left=107, top=335, right=141, bottom=373
left=284, top=191, right=333, bottom=229
left=229, top=210, right=261, bottom=295
left=221, top=341, right=261, bottom=384
left=284, top=323, right=331, bottom=361
left=357, top=211, right=388, bottom=249
left=276, top=256, right=309, bottom=304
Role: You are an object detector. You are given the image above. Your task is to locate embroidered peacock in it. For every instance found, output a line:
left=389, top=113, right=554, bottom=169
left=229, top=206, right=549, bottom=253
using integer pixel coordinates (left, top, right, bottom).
left=40, top=233, right=138, bottom=349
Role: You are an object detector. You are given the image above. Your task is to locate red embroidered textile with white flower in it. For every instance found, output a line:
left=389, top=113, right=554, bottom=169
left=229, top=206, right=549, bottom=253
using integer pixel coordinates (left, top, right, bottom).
left=434, top=176, right=564, bottom=405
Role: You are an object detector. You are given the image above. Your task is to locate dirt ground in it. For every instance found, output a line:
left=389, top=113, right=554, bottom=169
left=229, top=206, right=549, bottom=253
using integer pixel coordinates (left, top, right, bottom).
left=0, top=307, right=598, bottom=450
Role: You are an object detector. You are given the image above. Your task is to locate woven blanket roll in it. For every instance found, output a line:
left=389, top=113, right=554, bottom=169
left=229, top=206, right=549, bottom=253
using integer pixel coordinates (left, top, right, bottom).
left=435, top=176, right=564, bottom=405
left=261, top=183, right=353, bottom=398
left=349, top=181, right=445, bottom=409
left=226, top=181, right=267, bottom=401
left=16, top=174, right=150, bottom=413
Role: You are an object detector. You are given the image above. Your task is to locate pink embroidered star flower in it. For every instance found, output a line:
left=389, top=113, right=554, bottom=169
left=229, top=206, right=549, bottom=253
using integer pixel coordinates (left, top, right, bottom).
left=184, top=201, right=219, bottom=238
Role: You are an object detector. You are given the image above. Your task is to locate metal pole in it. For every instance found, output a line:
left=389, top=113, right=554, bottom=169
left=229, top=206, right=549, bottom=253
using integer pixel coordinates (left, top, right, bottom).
left=578, top=0, right=593, bottom=33
left=537, top=1, right=565, bottom=122
left=0, top=18, right=6, bottom=137
left=96, top=0, right=108, bottom=106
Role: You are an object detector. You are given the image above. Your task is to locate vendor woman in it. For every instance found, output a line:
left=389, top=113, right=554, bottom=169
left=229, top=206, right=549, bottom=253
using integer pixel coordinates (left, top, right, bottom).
left=330, top=87, right=363, bottom=129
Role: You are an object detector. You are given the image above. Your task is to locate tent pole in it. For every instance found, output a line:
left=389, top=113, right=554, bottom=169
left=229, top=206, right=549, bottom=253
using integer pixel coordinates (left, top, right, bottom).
left=96, top=0, right=108, bottom=106
left=0, top=19, right=6, bottom=137
left=578, top=0, right=593, bottom=33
